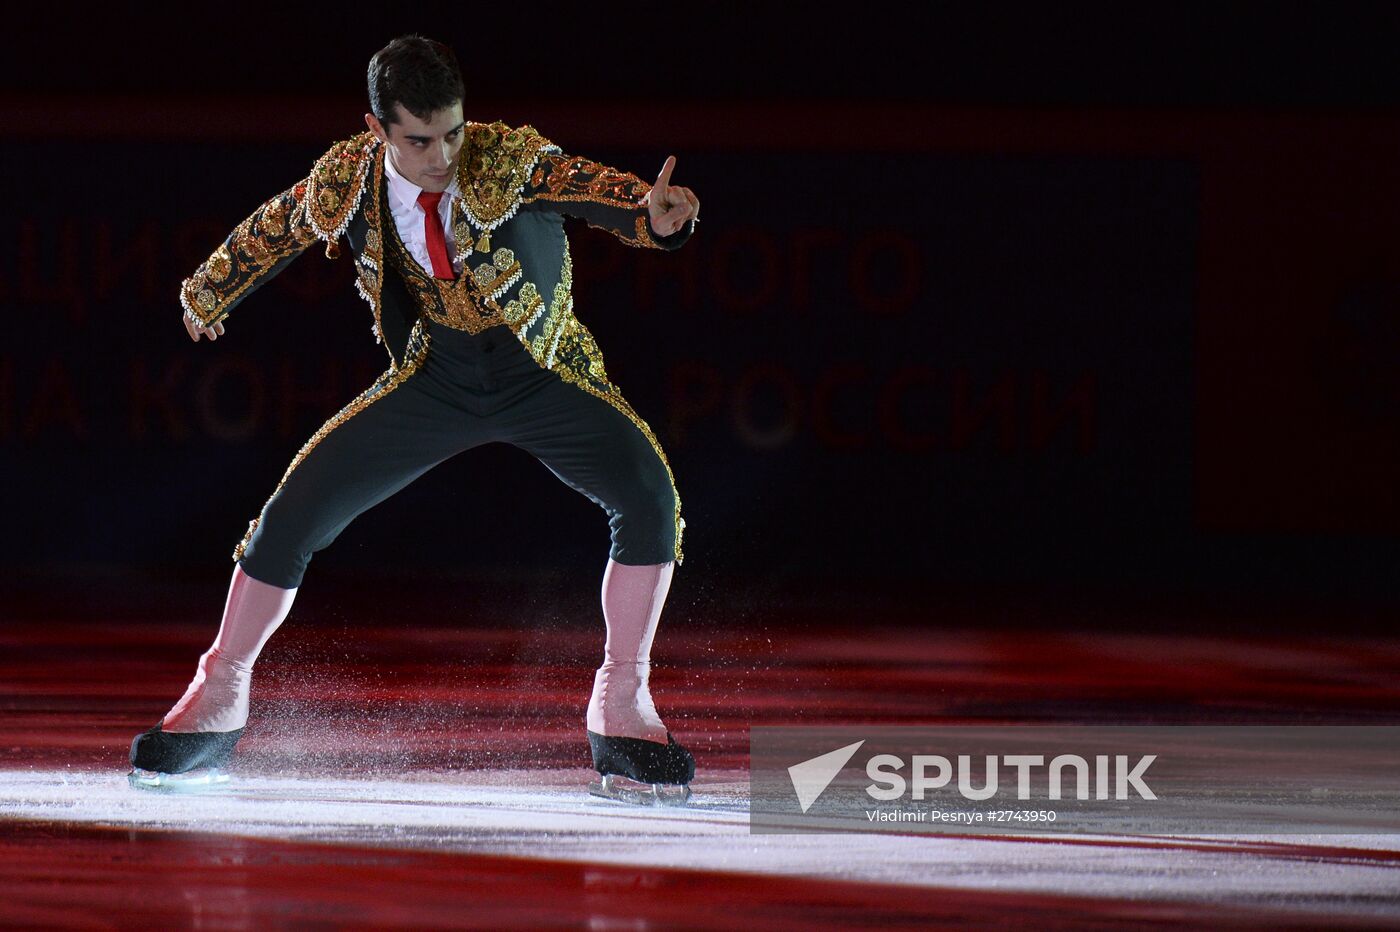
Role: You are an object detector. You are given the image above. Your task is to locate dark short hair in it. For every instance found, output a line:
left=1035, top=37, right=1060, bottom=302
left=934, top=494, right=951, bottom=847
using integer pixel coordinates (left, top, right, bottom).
left=367, top=35, right=465, bottom=125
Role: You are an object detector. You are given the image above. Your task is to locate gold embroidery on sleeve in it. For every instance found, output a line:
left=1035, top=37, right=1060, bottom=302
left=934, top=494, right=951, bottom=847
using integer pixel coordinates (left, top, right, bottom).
left=179, top=185, right=319, bottom=329
left=180, top=131, right=377, bottom=330
left=525, top=153, right=652, bottom=208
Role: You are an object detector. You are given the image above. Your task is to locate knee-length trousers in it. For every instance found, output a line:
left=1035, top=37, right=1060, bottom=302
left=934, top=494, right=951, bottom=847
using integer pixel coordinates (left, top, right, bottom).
left=235, top=320, right=680, bottom=589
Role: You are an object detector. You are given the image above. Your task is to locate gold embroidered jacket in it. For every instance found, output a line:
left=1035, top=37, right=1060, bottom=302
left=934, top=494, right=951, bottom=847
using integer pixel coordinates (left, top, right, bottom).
left=180, top=121, right=695, bottom=560
left=181, top=120, right=692, bottom=365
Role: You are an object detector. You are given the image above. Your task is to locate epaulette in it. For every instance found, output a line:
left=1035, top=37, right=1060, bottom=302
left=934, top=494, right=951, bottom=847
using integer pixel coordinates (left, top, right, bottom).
left=454, top=120, right=561, bottom=230
left=305, top=130, right=377, bottom=248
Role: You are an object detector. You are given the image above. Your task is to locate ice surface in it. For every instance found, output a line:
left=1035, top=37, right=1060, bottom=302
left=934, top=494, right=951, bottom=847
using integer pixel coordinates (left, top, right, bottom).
left=3, top=767, right=1400, bottom=921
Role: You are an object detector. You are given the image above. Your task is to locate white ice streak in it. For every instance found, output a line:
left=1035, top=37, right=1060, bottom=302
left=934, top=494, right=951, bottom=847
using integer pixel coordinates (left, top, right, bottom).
left=2, top=769, right=1400, bottom=921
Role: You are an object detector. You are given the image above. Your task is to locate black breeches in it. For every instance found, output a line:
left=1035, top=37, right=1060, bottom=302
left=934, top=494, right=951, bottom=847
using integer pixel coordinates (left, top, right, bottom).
left=235, top=321, right=680, bottom=589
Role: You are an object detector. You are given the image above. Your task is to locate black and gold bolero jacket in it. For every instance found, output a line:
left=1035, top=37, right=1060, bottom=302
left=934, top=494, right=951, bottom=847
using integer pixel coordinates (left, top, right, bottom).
left=182, top=121, right=695, bottom=562
left=181, top=120, right=693, bottom=369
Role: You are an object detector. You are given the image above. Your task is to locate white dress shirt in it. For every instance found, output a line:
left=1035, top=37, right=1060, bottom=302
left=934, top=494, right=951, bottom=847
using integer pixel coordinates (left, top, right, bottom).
left=383, top=148, right=465, bottom=276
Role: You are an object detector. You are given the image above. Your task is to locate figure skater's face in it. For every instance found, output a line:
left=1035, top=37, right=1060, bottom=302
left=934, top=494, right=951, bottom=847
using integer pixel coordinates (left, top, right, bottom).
left=365, top=100, right=466, bottom=193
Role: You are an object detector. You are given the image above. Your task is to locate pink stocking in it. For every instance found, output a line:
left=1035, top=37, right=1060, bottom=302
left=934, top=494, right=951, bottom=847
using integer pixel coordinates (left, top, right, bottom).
left=162, top=564, right=297, bottom=733
left=586, top=559, right=675, bottom=744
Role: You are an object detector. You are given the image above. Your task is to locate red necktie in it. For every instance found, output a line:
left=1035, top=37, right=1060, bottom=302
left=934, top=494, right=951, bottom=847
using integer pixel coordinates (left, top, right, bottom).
left=416, top=191, right=454, bottom=279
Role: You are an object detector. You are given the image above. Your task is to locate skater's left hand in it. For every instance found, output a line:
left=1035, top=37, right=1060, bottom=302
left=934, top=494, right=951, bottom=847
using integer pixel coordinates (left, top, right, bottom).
left=640, top=156, right=700, bottom=237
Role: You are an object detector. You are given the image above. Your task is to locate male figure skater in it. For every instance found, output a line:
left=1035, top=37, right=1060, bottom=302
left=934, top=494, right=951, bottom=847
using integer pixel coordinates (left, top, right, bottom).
left=129, top=35, right=700, bottom=803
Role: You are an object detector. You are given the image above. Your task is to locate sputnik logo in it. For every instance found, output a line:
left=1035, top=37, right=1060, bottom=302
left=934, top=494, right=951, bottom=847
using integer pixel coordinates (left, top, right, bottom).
left=788, top=740, right=865, bottom=812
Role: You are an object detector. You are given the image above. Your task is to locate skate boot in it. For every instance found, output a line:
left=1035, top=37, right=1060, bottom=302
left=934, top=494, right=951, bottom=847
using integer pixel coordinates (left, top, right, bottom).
left=128, top=646, right=253, bottom=792
left=128, top=566, right=295, bottom=792
left=587, top=730, right=695, bottom=806
left=586, top=560, right=693, bottom=805
left=586, top=658, right=694, bottom=806
left=128, top=722, right=241, bottom=792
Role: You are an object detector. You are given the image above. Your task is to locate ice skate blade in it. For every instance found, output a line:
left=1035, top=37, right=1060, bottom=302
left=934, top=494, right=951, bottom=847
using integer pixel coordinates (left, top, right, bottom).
left=589, top=773, right=692, bottom=807
left=127, top=767, right=230, bottom=794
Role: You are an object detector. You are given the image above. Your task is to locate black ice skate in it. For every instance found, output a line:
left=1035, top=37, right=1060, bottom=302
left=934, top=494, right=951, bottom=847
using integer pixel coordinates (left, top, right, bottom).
left=127, top=722, right=242, bottom=793
left=587, top=730, right=695, bottom=806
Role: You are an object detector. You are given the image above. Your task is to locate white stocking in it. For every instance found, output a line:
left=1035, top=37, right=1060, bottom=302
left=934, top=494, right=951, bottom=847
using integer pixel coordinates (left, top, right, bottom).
left=162, top=564, right=297, bottom=733
left=586, top=559, right=674, bottom=744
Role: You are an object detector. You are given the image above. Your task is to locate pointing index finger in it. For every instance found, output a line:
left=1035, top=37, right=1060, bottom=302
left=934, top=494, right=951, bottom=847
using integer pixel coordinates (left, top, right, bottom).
left=655, top=155, right=676, bottom=191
